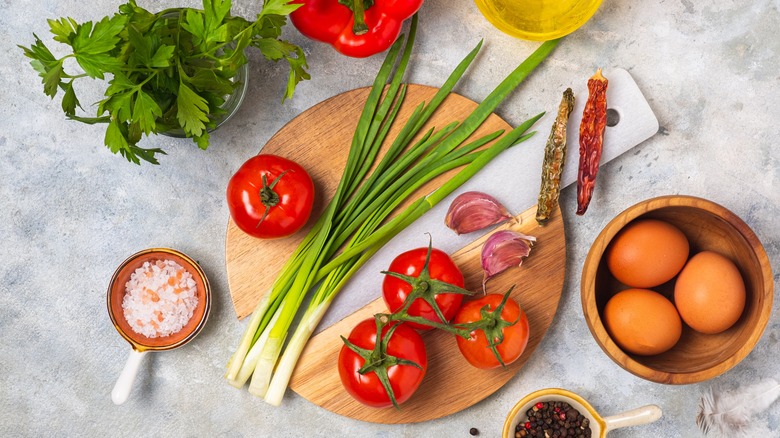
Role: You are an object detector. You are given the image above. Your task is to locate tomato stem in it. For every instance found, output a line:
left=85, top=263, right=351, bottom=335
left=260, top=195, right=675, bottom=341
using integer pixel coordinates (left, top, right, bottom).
left=256, top=170, right=290, bottom=229
left=377, top=239, right=523, bottom=352
left=341, top=317, right=422, bottom=409
left=384, top=312, right=471, bottom=339
left=349, top=284, right=521, bottom=408
left=380, top=236, right=475, bottom=328
left=453, top=287, right=520, bottom=368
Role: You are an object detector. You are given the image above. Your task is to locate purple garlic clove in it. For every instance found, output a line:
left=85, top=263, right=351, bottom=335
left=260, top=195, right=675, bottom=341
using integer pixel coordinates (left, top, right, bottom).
left=445, top=191, right=513, bottom=235
left=481, top=230, right=536, bottom=292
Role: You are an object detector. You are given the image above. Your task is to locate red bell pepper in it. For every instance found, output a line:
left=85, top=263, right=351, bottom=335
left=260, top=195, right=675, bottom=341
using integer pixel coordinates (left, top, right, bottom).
left=290, top=0, right=423, bottom=58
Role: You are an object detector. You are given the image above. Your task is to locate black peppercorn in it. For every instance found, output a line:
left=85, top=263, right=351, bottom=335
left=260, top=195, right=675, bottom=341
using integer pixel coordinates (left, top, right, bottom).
left=469, top=427, right=479, bottom=436
left=515, top=399, right=592, bottom=438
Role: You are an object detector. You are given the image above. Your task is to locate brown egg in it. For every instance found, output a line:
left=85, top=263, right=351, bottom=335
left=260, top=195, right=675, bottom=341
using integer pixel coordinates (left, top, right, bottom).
left=606, top=219, right=690, bottom=288
left=674, top=251, right=746, bottom=334
left=603, top=288, right=682, bottom=356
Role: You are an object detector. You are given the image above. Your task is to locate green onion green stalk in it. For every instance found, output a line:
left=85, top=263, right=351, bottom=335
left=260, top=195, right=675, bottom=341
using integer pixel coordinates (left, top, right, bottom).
left=225, top=15, right=560, bottom=406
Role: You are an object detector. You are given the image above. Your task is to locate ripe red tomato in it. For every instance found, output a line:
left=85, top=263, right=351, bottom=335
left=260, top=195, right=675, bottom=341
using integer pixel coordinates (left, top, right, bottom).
left=226, top=154, right=315, bottom=239
left=338, top=319, right=427, bottom=408
left=453, top=294, right=530, bottom=369
left=382, top=247, right=466, bottom=330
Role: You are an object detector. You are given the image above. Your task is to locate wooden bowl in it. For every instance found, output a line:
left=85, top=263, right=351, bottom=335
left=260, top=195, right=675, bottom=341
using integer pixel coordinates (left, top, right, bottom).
left=581, top=196, right=773, bottom=384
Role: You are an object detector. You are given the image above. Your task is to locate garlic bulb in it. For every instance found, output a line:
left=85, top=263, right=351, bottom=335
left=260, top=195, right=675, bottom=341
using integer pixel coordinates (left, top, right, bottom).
left=481, top=230, right=536, bottom=291
left=445, top=191, right=512, bottom=235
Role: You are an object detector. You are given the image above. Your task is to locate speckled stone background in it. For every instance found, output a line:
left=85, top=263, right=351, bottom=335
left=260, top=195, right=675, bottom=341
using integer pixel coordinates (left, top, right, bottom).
left=1, top=0, right=779, bottom=436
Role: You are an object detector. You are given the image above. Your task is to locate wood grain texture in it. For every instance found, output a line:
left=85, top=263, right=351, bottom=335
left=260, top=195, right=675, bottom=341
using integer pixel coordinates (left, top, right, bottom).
left=581, top=195, right=774, bottom=384
left=225, top=84, right=567, bottom=422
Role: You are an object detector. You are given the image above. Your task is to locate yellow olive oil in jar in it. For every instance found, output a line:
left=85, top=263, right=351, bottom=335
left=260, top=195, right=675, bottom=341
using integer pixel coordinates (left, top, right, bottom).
left=475, top=0, right=603, bottom=41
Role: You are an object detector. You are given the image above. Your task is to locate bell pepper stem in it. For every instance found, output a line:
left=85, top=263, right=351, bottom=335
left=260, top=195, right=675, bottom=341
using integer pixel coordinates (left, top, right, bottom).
left=352, top=0, right=369, bottom=35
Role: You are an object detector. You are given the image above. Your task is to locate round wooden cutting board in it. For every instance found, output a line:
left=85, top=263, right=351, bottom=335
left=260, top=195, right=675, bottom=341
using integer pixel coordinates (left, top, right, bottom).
left=225, top=84, right=566, bottom=423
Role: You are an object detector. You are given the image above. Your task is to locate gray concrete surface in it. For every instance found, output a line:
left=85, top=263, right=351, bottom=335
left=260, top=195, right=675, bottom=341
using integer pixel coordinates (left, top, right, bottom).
left=1, top=0, right=779, bottom=436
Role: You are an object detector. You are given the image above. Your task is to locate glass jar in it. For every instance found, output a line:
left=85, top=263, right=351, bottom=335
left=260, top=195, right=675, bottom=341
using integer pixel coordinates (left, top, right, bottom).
left=157, top=9, right=249, bottom=138
left=475, top=0, right=603, bottom=41
left=160, top=61, right=249, bottom=139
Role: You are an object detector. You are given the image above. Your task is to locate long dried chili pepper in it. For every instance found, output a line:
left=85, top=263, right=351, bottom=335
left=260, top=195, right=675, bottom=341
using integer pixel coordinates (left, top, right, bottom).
left=536, top=88, right=575, bottom=225
left=576, top=68, right=608, bottom=215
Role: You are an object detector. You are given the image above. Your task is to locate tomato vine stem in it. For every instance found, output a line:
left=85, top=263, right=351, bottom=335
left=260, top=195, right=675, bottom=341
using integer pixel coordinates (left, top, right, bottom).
left=350, top=244, right=522, bottom=407
left=341, top=318, right=423, bottom=409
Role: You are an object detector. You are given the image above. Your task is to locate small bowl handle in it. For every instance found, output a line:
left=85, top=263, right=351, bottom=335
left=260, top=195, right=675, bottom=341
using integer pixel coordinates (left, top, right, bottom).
left=111, top=349, right=147, bottom=405
left=603, top=404, right=662, bottom=432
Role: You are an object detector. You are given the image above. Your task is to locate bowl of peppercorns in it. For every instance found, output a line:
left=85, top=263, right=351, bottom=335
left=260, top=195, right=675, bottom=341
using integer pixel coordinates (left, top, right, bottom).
left=502, top=388, right=662, bottom=438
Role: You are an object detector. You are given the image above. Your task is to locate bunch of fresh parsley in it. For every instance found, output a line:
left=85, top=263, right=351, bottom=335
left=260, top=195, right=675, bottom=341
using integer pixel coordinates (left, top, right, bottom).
left=19, top=0, right=309, bottom=165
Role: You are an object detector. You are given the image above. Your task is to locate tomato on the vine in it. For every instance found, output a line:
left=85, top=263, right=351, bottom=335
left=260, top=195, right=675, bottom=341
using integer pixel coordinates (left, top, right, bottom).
left=454, top=293, right=530, bottom=369
left=226, top=154, right=315, bottom=239
left=338, top=318, right=427, bottom=408
left=382, top=246, right=467, bottom=330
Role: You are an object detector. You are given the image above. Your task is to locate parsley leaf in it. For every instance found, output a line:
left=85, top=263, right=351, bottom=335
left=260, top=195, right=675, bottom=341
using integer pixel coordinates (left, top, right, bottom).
left=207, top=0, right=232, bottom=26
left=105, top=71, right=136, bottom=95
left=193, top=131, right=210, bottom=151
left=68, top=15, right=127, bottom=78
left=189, top=69, right=234, bottom=96
left=150, top=45, right=175, bottom=68
left=18, top=35, right=63, bottom=96
left=48, top=17, right=78, bottom=44
left=261, top=0, right=303, bottom=17
left=105, top=119, right=131, bottom=155
left=204, top=0, right=231, bottom=44
left=126, top=25, right=152, bottom=66
left=133, top=90, right=162, bottom=135
left=75, top=53, right=123, bottom=79
left=253, top=39, right=310, bottom=101
left=42, top=61, right=64, bottom=98
left=284, top=46, right=310, bottom=101
left=61, top=80, right=82, bottom=115
left=21, top=34, right=58, bottom=67
left=183, top=0, right=230, bottom=51
left=176, top=82, right=210, bottom=137
left=182, top=9, right=208, bottom=48
left=103, top=91, right=134, bottom=123
left=71, top=15, right=127, bottom=55
left=256, top=14, right=287, bottom=39
left=129, top=145, right=166, bottom=165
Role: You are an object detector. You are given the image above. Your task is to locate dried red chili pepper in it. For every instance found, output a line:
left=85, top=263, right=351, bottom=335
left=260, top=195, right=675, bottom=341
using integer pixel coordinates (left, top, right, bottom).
left=576, top=68, right=608, bottom=215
